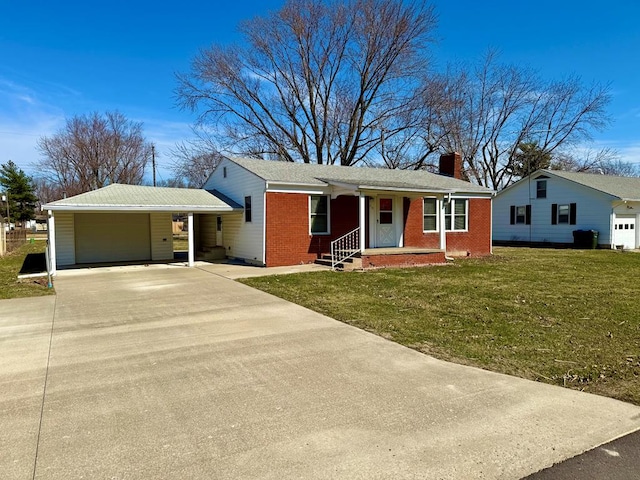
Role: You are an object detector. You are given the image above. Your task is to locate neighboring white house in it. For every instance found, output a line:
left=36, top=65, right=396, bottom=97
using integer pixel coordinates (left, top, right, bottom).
left=493, top=169, right=640, bottom=249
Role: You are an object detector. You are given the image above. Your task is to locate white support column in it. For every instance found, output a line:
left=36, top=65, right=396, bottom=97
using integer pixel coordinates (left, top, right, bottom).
left=47, top=210, right=57, bottom=275
left=396, top=196, right=404, bottom=248
left=187, top=212, right=195, bottom=267
left=359, top=194, right=366, bottom=251
left=439, top=197, right=447, bottom=251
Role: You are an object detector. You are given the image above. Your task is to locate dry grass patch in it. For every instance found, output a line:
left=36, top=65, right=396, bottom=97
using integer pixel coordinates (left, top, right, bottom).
left=0, top=241, right=55, bottom=299
left=242, top=247, right=640, bottom=405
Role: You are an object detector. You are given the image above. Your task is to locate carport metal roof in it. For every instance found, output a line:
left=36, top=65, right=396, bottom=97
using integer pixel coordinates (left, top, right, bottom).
left=43, top=183, right=243, bottom=212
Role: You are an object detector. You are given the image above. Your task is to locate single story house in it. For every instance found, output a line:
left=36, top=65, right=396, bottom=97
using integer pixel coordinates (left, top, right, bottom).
left=44, top=154, right=494, bottom=272
left=493, top=169, right=640, bottom=249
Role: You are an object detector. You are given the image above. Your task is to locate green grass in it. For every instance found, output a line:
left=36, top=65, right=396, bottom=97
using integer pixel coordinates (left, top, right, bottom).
left=0, top=241, right=55, bottom=299
left=173, top=235, right=189, bottom=251
left=241, top=247, right=640, bottom=405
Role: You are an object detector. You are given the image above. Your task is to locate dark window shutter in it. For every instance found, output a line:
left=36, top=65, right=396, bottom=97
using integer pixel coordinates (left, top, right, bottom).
left=525, top=205, right=531, bottom=225
left=551, top=204, right=558, bottom=225
left=510, top=205, right=516, bottom=225
left=570, top=203, right=577, bottom=225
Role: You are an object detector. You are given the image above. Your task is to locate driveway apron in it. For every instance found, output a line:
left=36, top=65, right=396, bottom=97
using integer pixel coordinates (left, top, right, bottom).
left=3, top=265, right=640, bottom=479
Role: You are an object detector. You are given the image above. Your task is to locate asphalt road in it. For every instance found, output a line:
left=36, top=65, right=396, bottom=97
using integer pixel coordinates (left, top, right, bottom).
left=524, top=429, right=640, bottom=479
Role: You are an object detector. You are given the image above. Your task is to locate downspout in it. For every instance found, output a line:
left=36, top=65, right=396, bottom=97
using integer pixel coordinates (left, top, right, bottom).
left=262, top=184, right=267, bottom=266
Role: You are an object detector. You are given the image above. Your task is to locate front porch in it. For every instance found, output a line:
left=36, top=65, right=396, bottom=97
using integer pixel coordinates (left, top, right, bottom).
left=317, top=188, right=452, bottom=270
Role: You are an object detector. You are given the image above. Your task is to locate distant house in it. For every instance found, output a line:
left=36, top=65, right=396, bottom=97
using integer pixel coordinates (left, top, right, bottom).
left=43, top=154, right=494, bottom=272
left=493, top=169, right=640, bottom=249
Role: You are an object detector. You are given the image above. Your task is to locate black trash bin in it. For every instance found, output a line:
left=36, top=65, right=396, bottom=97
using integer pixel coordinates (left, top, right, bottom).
left=573, top=229, right=598, bottom=249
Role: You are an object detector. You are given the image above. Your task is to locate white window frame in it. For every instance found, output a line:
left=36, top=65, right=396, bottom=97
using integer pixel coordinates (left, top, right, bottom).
left=445, top=198, right=469, bottom=232
left=309, top=195, right=330, bottom=235
left=557, top=204, right=570, bottom=224
left=422, top=198, right=469, bottom=232
left=515, top=205, right=527, bottom=224
left=536, top=180, right=547, bottom=199
left=422, top=197, right=438, bottom=232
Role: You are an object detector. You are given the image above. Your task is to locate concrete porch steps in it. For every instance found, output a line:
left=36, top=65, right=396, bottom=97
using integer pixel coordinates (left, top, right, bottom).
left=314, top=253, right=363, bottom=271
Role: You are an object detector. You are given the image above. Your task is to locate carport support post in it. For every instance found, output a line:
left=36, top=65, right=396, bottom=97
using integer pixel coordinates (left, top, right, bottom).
left=187, top=212, right=195, bottom=267
left=47, top=210, right=57, bottom=275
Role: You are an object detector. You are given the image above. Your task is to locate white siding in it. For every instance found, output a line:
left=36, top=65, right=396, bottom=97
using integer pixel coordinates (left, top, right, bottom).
left=55, top=212, right=75, bottom=266
left=204, top=158, right=266, bottom=264
left=198, top=214, right=218, bottom=249
left=493, top=175, right=614, bottom=245
left=150, top=212, right=173, bottom=261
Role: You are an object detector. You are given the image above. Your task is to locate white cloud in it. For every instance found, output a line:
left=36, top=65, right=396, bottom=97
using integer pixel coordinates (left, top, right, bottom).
left=0, top=75, right=68, bottom=173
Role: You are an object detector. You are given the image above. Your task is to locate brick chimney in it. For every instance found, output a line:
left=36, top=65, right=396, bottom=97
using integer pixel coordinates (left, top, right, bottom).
left=439, top=152, right=463, bottom=180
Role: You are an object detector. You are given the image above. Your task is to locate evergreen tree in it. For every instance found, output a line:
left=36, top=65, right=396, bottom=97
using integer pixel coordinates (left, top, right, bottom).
left=0, top=161, right=38, bottom=224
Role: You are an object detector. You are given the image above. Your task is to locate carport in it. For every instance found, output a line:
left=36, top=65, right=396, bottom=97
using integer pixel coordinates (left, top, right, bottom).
left=43, top=184, right=242, bottom=274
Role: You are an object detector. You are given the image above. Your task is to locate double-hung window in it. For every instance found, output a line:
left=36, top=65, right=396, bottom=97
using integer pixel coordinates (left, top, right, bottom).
left=423, top=198, right=438, bottom=231
left=310, top=195, right=330, bottom=234
left=423, top=198, right=469, bottom=232
left=510, top=205, right=531, bottom=225
left=551, top=203, right=576, bottom=225
left=536, top=180, right=547, bottom=199
left=445, top=199, right=468, bottom=231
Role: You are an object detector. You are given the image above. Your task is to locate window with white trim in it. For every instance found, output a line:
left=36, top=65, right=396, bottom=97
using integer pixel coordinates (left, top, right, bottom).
left=445, top=199, right=468, bottom=231
left=310, top=195, right=330, bottom=234
left=423, top=198, right=469, bottom=232
left=510, top=205, right=531, bottom=225
left=423, top=198, right=437, bottom=231
left=551, top=203, right=576, bottom=225
left=536, top=180, right=547, bottom=199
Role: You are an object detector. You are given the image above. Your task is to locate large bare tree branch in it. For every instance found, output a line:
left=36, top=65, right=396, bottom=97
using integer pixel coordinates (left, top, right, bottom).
left=176, top=0, right=436, bottom=165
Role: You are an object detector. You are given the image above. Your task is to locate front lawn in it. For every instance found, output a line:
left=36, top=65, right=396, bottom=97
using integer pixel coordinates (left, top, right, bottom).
left=0, top=241, right=55, bottom=299
left=242, top=247, right=640, bottom=405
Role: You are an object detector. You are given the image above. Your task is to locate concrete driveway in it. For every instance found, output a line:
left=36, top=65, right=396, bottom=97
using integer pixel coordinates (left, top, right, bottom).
left=2, top=264, right=640, bottom=479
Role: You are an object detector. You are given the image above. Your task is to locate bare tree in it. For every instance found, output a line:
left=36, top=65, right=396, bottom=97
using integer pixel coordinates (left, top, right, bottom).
left=551, top=148, right=639, bottom=176
left=176, top=0, right=437, bottom=166
left=171, top=139, right=224, bottom=188
left=435, top=52, right=612, bottom=189
left=367, top=74, right=457, bottom=171
left=36, top=111, right=152, bottom=197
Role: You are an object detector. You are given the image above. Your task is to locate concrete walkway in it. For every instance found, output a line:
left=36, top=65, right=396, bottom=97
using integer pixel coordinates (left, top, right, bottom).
left=2, top=264, right=640, bottom=479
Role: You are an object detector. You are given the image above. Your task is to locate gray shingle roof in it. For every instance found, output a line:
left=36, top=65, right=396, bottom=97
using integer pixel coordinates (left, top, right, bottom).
left=539, top=170, right=640, bottom=201
left=43, top=184, right=242, bottom=211
left=228, top=156, right=493, bottom=194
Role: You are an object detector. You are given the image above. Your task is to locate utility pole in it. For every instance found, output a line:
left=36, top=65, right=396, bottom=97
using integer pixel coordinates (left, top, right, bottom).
left=152, top=144, right=157, bottom=187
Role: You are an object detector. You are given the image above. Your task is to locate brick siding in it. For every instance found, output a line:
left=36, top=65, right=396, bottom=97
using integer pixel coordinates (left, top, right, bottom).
left=403, top=197, right=492, bottom=257
left=265, top=192, right=359, bottom=267
left=361, top=251, right=446, bottom=269
left=265, top=192, right=492, bottom=266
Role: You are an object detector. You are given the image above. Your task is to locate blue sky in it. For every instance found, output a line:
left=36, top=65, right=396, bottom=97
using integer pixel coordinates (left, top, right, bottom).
left=2, top=1, right=640, bottom=183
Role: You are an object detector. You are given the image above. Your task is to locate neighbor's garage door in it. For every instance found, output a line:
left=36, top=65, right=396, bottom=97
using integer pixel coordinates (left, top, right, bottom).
left=614, top=215, right=636, bottom=249
left=75, top=213, right=151, bottom=264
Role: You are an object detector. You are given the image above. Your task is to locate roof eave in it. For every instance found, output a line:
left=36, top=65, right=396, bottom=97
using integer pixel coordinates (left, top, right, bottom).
left=43, top=204, right=242, bottom=212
